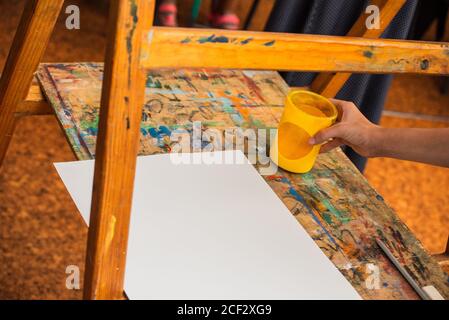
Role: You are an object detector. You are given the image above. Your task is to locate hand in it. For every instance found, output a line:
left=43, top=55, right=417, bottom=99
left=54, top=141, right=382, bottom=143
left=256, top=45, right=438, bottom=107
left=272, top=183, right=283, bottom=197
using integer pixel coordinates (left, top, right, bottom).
left=309, top=99, right=382, bottom=157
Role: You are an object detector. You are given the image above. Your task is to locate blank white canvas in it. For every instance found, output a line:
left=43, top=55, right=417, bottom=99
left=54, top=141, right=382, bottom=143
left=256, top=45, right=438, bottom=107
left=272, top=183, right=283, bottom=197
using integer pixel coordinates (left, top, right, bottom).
left=54, top=150, right=361, bottom=300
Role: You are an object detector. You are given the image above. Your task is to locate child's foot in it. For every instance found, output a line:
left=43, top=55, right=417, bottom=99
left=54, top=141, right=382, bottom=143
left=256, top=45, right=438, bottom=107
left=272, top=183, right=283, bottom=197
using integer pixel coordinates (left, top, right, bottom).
left=157, top=3, right=178, bottom=27
left=209, top=13, right=240, bottom=30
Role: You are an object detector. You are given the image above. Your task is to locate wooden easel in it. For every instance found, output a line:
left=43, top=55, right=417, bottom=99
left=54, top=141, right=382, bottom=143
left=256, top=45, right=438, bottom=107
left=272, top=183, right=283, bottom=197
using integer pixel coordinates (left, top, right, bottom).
left=0, top=0, right=448, bottom=300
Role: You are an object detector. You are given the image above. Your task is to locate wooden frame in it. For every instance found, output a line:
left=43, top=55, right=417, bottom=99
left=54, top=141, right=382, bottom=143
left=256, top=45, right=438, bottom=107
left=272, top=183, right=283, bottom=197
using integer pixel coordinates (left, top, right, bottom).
left=1, top=0, right=449, bottom=299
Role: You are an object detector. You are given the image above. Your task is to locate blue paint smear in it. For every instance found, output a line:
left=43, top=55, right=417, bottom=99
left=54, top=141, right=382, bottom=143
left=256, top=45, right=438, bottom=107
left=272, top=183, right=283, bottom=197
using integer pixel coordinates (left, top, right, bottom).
left=198, top=34, right=229, bottom=44
left=241, top=37, right=253, bottom=45
left=288, top=187, right=339, bottom=247
left=86, top=127, right=98, bottom=136
left=148, top=126, right=171, bottom=138
left=214, top=36, right=230, bottom=43
left=148, top=128, right=159, bottom=138
left=263, top=40, right=276, bottom=47
left=159, top=125, right=171, bottom=136
left=376, top=194, right=384, bottom=201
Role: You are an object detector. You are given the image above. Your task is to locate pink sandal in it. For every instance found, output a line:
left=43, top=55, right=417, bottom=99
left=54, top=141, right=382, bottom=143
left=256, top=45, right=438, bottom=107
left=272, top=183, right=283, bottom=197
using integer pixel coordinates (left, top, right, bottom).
left=209, top=13, right=240, bottom=30
left=158, top=3, right=178, bottom=27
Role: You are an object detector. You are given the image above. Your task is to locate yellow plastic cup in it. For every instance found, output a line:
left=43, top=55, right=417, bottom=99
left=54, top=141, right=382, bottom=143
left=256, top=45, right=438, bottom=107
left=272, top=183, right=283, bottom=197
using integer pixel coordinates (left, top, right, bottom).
left=270, top=90, right=338, bottom=173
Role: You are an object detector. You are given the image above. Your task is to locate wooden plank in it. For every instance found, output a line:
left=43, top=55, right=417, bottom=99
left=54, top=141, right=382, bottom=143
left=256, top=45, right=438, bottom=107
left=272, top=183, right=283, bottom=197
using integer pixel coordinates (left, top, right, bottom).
left=15, top=81, right=52, bottom=116
left=83, top=0, right=155, bottom=300
left=311, top=0, right=407, bottom=97
left=0, top=76, right=51, bottom=116
left=140, top=27, right=449, bottom=75
left=246, top=0, right=276, bottom=31
left=0, top=0, right=63, bottom=166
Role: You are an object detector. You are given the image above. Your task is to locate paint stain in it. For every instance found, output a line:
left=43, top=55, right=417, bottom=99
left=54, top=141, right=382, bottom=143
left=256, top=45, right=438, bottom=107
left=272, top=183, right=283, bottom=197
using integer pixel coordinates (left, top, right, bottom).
left=241, top=37, right=253, bottom=45
left=322, top=212, right=333, bottom=225
left=263, top=40, right=275, bottom=47
left=302, top=173, right=351, bottom=225
left=420, top=59, right=429, bottom=70
left=198, top=34, right=229, bottom=44
left=149, top=126, right=172, bottom=139
left=242, top=74, right=267, bottom=104
left=147, top=76, right=162, bottom=88
left=126, top=0, right=139, bottom=85
left=181, top=37, right=191, bottom=44
left=322, top=198, right=351, bottom=224
left=288, top=187, right=339, bottom=247
left=363, top=50, right=374, bottom=58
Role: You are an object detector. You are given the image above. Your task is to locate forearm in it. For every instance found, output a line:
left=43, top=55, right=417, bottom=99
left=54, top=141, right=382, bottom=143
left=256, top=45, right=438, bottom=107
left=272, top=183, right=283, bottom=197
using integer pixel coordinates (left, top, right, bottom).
left=373, top=127, right=449, bottom=167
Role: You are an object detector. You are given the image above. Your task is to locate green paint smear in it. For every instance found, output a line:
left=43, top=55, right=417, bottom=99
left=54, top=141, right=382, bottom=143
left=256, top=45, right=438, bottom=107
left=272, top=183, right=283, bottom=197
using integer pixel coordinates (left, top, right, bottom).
left=146, top=77, right=162, bottom=88
left=79, top=117, right=99, bottom=131
left=302, top=173, right=351, bottom=224
left=322, top=212, right=333, bottom=225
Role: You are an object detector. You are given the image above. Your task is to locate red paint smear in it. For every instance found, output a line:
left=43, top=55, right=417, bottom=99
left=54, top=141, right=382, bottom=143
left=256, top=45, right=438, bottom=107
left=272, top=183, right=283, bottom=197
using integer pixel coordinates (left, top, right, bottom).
left=242, top=74, right=267, bottom=104
left=266, top=175, right=284, bottom=181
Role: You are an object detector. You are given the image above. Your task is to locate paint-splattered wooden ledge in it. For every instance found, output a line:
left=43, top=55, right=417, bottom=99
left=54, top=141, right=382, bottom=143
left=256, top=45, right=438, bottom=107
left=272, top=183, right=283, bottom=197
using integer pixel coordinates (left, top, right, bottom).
left=141, top=27, right=449, bottom=74
left=33, top=62, right=449, bottom=300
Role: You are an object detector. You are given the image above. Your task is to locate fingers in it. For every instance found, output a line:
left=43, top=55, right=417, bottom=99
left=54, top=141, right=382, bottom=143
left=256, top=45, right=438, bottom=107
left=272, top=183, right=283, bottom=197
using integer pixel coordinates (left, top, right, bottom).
left=319, top=138, right=344, bottom=153
left=329, top=98, right=344, bottom=121
left=309, top=123, right=345, bottom=145
left=329, top=98, right=358, bottom=121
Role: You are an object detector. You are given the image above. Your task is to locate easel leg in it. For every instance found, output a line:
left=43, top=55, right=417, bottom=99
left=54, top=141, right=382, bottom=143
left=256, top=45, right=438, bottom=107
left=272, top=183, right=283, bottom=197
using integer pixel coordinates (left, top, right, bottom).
left=0, top=0, right=63, bottom=169
left=83, top=0, right=155, bottom=300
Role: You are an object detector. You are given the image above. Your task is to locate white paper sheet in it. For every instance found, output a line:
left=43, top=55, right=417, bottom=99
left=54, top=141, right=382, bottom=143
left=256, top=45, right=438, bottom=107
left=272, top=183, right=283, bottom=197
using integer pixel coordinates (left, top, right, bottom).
left=54, top=150, right=361, bottom=300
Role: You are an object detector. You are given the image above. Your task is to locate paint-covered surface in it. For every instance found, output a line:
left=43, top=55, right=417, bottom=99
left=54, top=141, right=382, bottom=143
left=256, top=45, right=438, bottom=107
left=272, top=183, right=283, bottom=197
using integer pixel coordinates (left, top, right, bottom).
left=37, top=63, right=449, bottom=299
left=179, top=34, right=274, bottom=46
left=38, top=63, right=286, bottom=159
left=141, top=28, right=449, bottom=74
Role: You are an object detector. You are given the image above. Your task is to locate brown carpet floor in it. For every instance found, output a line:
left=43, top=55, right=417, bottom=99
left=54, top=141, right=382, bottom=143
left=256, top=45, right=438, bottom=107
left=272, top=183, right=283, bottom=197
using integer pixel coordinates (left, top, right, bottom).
left=0, top=1, right=448, bottom=299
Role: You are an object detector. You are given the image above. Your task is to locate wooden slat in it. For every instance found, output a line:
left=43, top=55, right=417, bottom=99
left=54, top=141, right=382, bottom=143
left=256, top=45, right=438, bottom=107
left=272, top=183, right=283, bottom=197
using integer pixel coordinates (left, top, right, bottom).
left=0, top=76, right=51, bottom=116
left=83, top=0, right=155, bottom=300
left=311, top=0, right=407, bottom=97
left=246, top=0, right=276, bottom=31
left=140, top=27, right=449, bottom=75
left=0, top=0, right=63, bottom=166
left=15, top=81, right=52, bottom=116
